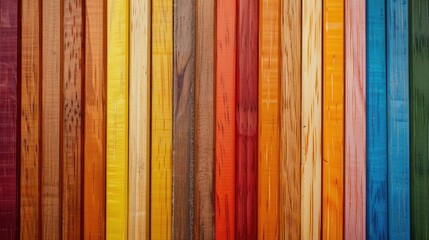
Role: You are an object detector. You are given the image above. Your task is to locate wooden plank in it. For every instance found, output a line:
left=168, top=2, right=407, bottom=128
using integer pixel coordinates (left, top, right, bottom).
left=151, top=0, right=173, bottom=237
left=236, top=0, right=258, bottom=238
left=172, top=0, right=194, bottom=238
left=410, top=0, right=429, bottom=238
left=366, top=0, right=388, bottom=238
left=129, top=0, right=150, bottom=239
left=20, top=0, right=41, bottom=238
left=386, top=0, right=410, bottom=239
left=194, top=0, right=215, bottom=237
left=322, top=0, right=344, bottom=239
left=280, top=0, right=301, bottom=238
left=106, top=0, right=129, bottom=238
left=0, top=0, right=18, bottom=238
left=301, top=0, right=322, bottom=239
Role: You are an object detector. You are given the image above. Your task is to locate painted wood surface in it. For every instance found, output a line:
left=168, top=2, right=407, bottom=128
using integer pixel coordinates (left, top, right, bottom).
left=386, top=0, right=410, bottom=239
left=173, top=0, right=194, bottom=238
left=194, top=0, right=215, bottom=237
left=280, top=0, right=301, bottom=238
left=236, top=0, right=258, bottom=238
left=366, top=0, right=388, bottom=238
left=410, top=0, right=429, bottom=238
left=106, top=0, right=129, bottom=238
left=216, top=0, right=236, bottom=238
left=0, top=0, right=18, bottom=238
left=84, top=0, right=106, bottom=238
left=129, top=0, right=150, bottom=238
left=151, top=0, right=173, bottom=237
left=258, top=0, right=280, bottom=238
left=301, top=0, right=322, bottom=238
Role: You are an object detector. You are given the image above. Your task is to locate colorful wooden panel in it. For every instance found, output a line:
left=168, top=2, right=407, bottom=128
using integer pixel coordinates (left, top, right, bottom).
left=386, top=0, right=410, bottom=239
left=258, top=0, right=280, bottom=238
left=410, top=0, right=429, bottom=238
left=301, top=0, right=322, bottom=238
left=106, top=0, right=129, bottom=238
left=236, top=0, right=258, bottom=238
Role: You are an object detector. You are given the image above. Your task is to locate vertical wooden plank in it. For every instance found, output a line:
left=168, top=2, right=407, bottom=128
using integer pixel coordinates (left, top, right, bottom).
left=280, top=0, right=301, bottom=238
left=84, top=0, right=106, bottom=237
left=20, top=0, right=41, bottom=238
left=151, top=0, right=173, bottom=237
left=410, top=0, right=429, bottom=238
left=301, top=0, right=322, bottom=238
left=106, top=0, right=129, bottom=238
left=194, top=0, right=215, bottom=237
left=129, top=0, right=150, bottom=238
left=322, top=0, right=344, bottom=239
left=387, top=0, right=410, bottom=239
left=0, top=0, right=18, bottom=238
left=173, top=0, right=194, bottom=238
left=236, top=0, right=258, bottom=238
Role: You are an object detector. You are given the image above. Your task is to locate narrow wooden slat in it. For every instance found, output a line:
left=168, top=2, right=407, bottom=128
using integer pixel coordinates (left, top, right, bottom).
left=301, top=0, right=322, bottom=238
left=280, top=0, right=301, bottom=238
left=322, top=0, right=344, bottom=239
left=84, top=0, right=106, bottom=238
left=236, top=0, right=258, bottom=238
left=387, top=0, right=410, bottom=238
left=194, top=0, right=215, bottom=237
left=151, top=0, right=173, bottom=237
left=106, top=0, right=129, bottom=238
left=173, top=0, right=194, bottom=238
left=410, top=0, right=429, bottom=238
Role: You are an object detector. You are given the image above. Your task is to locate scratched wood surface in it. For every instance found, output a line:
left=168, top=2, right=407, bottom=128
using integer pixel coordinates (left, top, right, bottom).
left=84, top=0, right=106, bottom=238
left=236, top=0, right=258, bottom=238
left=410, top=0, right=429, bottom=238
left=301, top=0, right=322, bottom=239
left=258, top=0, right=280, bottom=238
left=386, top=0, right=410, bottom=239
left=194, top=0, right=215, bottom=237
left=106, top=0, right=129, bottom=238
left=129, top=0, right=150, bottom=239
left=0, top=0, right=18, bottom=238
left=322, top=0, right=344, bottom=239
left=173, top=0, right=194, bottom=238
left=280, top=0, right=301, bottom=238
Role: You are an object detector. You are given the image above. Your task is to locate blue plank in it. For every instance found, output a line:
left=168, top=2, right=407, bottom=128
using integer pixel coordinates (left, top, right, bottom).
left=366, top=0, right=388, bottom=239
left=387, top=0, right=411, bottom=239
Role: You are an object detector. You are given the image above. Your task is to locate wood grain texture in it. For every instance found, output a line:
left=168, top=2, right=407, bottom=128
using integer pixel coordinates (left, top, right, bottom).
left=106, top=0, right=129, bottom=238
left=301, top=0, right=322, bottom=239
left=129, top=0, right=150, bottom=238
left=173, top=0, right=194, bottom=238
left=410, top=0, right=429, bottom=238
left=258, top=0, right=280, bottom=238
left=386, top=0, right=410, bottom=239
left=84, top=0, right=106, bottom=238
left=236, top=0, right=258, bottom=238
left=215, top=0, right=236, bottom=238
left=194, top=0, right=215, bottom=237
left=280, top=0, right=301, bottom=238
left=366, top=0, right=388, bottom=238
left=322, top=0, right=344, bottom=239
left=20, top=0, right=41, bottom=238
left=0, top=0, right=18, bottom=238
left=151, top=0, right=173, bottom=237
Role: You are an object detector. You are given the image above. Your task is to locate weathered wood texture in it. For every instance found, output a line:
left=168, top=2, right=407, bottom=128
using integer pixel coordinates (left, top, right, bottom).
left=280, top=0, right=301, bottom=238
left=236, top=0, right=258, bottom=238
left=258, top=0, right=280, bottom=238
left=410, top=0, right=429, bottom=238
left=194, top=0, right=215, bottom=237
left=301, top=0, right=322, bottom=238
left=173, top=0, right=194, bottom=238
left=387, top=0, right=410, bottom=239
